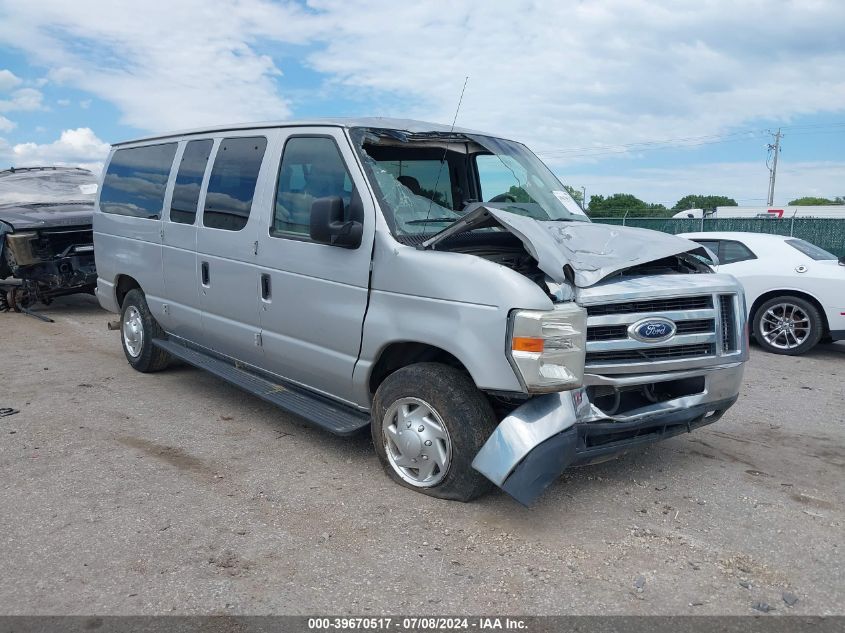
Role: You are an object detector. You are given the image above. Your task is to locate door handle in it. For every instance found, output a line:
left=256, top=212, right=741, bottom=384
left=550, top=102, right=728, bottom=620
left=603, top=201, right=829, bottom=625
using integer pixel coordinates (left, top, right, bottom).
left=260, top=273, right=271, bottom=301
left=201, top=261, right=210, bottom=286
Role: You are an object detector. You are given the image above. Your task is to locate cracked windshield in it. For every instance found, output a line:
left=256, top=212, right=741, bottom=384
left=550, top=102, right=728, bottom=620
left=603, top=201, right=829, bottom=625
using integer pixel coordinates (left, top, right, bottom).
left=360, top=134, right=588, bottom=237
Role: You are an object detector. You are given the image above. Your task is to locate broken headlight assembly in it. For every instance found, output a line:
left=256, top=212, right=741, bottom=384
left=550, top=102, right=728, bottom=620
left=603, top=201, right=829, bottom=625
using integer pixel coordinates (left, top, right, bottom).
left=508, top=303, right=587, bottom=393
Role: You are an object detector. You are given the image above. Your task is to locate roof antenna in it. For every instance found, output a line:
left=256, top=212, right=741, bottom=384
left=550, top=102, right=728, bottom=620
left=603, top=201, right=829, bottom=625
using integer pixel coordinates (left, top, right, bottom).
left=422, top=76, right=469, bottom=236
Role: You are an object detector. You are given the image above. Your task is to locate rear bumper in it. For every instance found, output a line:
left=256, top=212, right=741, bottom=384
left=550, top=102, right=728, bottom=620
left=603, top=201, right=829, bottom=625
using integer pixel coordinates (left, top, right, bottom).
left=96, top=277, right=120, bottom=313
left=472, top=362, right=744, bottom=505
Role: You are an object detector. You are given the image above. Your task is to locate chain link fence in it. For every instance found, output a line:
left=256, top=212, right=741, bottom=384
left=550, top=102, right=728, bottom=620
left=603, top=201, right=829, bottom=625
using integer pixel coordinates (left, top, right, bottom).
left=593, top=217, right=845, bottom=256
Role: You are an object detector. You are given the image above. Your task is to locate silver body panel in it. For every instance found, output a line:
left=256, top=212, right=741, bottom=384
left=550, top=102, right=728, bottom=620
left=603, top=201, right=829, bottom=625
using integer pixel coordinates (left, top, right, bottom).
left=353, top=231, right=552, bottom=403
left=423, top=206, right=714, bottom=287
left=254, top=127, right=377, bottom=404
left=159, top=141, right=207, bottom=342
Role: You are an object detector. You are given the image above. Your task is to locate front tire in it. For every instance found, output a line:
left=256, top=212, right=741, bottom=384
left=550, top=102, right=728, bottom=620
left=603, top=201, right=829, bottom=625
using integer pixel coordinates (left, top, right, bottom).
left=120, top=289, right=171, bottom=372
left=753, top=295, right=823, bottom=355
left=372, top=363, right=498, bottom=502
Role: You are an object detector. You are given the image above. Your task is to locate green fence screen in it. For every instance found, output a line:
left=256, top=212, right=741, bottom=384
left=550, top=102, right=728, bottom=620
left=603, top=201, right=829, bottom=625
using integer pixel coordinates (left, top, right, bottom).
left=593, top=217, right=845, bottom=257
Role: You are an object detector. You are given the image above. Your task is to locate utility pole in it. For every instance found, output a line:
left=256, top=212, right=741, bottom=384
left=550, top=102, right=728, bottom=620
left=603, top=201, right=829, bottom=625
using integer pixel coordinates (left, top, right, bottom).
left=766, top=128, right=782, bottom=206
left=581, top=186, right=587, bottom=210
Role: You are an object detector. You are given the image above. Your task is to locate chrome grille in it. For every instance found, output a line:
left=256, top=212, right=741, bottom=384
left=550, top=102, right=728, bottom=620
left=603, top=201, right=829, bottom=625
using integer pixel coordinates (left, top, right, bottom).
left=586, top=296, right=712, bottom=317
left=586, top=318, right=714, bottom=342
left=583, top=293, right=740, bottom=373
left=587, top=344, right=714, bottom=363
left=586, top=324, right=630, bottom=341
left=720, top=294, right=738, bottom=353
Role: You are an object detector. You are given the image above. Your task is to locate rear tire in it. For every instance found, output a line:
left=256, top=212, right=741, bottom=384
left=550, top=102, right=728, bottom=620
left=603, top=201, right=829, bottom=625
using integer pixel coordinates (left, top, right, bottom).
left=120, top=289, right=171, bottom=372
left=372, top=363, right=498, bottom=502
left=753, top=295, right=823, bottom=355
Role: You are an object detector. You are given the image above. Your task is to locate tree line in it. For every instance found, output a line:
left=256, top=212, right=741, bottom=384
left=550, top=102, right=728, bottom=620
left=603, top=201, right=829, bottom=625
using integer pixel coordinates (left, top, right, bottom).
left=560, top=187, right=844, bottom=219
left=504, top=185, right=843, bottom=218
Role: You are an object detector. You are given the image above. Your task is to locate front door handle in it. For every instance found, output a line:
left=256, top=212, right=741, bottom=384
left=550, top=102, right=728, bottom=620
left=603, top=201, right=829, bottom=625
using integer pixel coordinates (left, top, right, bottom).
left=260, top=273, right=271, bottom=301
left=201, top=261, right=210, bottom=286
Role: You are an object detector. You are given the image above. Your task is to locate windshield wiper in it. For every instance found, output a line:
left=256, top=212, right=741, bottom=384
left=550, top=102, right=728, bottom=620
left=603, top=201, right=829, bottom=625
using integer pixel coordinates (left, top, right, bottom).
left=406, top=218, right=461, bottom=225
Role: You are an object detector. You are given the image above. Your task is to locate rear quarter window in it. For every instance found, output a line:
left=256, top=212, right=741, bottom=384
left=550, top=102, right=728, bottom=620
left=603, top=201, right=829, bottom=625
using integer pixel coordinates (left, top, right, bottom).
left=785, top=238, right=837, bottom=261
left=203, top=136, right=267, bottom=232
left=100, top=143, right=178, bottom=219
left=170, top=139, right=213, bottom=225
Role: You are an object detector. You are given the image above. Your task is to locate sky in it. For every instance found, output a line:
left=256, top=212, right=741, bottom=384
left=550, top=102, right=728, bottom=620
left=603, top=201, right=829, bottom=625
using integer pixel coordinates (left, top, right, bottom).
left=0, top=0, right=843, bottom=208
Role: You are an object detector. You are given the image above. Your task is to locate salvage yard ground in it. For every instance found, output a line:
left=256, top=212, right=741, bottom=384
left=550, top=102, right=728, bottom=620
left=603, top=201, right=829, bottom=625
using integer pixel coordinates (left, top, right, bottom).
left=0, top=295, right=843, bottom=615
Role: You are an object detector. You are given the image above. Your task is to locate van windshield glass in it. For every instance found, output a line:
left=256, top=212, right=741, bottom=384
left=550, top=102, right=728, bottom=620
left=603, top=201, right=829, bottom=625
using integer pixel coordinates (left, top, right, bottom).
left=353, top=128, right=588, bottom=240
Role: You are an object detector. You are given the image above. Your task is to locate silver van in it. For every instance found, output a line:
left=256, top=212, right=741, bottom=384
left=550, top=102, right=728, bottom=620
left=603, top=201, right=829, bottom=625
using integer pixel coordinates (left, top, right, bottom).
left=94, top=118, right=747, bottom=504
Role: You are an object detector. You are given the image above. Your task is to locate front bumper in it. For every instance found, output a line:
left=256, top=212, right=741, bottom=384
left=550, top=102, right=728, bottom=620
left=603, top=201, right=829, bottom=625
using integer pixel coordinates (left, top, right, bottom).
left=472, top=362, right=744, bottom=505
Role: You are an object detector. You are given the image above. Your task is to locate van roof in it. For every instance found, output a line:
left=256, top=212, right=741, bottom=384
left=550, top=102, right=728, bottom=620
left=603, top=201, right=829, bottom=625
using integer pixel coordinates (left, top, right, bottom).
left=113, top=117, right=494, bottom=147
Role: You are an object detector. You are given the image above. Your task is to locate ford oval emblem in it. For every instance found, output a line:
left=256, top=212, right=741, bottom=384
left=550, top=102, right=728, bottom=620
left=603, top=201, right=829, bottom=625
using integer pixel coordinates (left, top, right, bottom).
left=628, top=317, right=677, bottom=343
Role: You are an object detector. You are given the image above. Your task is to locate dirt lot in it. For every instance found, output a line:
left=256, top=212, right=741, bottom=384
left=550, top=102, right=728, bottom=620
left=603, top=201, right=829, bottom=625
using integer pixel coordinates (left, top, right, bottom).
left=0, top=295, right=842, bottom=616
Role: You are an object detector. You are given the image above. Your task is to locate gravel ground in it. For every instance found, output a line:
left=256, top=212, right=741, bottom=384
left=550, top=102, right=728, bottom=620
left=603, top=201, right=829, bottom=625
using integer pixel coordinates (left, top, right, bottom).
left=0, top=295, right=842, bottom=615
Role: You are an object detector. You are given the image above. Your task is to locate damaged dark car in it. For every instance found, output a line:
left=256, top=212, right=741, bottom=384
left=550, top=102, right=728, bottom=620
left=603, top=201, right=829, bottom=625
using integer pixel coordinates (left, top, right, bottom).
left=0, top=166, right=98, bottom=313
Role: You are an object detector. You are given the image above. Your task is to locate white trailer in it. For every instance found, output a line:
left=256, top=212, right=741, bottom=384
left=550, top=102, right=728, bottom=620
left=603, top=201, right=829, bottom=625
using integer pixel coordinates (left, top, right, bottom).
left=672, top=205, right=845, bottom=219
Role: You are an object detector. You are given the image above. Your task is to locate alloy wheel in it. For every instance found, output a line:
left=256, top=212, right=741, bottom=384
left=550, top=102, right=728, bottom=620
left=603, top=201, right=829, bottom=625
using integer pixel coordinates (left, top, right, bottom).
left=759, top=302, right=811, bottom=350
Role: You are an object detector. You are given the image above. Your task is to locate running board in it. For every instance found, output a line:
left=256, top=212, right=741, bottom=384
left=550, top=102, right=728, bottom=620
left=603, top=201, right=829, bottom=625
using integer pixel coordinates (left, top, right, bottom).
left=153, top=338, right=370, bottom=437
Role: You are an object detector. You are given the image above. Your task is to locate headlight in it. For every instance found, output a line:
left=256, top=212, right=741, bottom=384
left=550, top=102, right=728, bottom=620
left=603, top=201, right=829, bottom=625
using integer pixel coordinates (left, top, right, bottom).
left=508, top=303, right=587, bottom=393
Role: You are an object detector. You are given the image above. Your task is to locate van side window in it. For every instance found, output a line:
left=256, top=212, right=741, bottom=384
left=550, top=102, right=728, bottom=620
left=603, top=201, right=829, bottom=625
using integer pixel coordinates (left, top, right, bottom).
left=170, top=139, right=213, bottom=225
left=377, top=158, right=454, bottom=209
left=272, top=136, right=353, bottom=238
left=100, top=143, right=177, bottom=219
left=203, top=136, right=267, bottom=232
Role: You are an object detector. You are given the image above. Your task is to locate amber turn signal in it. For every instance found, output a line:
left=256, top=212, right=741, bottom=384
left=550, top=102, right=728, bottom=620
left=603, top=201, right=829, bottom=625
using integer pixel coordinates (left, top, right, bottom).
left=511, top=336, right=544, bottom=353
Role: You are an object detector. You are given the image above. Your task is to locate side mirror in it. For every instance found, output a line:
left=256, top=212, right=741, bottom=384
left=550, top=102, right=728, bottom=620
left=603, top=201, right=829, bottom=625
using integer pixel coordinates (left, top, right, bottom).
left=309, top=196, right=363, bottom=249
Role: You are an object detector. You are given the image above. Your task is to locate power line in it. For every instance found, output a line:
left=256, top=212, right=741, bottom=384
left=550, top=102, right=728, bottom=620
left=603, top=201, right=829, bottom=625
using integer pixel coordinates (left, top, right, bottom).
left=534, top=122, right=845, bottom=159
left=540, top=135, right=767, bottom=159
left=538, top=130, right=763, bottom=155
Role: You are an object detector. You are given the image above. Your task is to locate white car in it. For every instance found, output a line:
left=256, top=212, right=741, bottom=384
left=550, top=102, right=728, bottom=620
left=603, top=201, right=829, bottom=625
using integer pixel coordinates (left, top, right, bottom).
left=679, top=232, right=845, bottom=355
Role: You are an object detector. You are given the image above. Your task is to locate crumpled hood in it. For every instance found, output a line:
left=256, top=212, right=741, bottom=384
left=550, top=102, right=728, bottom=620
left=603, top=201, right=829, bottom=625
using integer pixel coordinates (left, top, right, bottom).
left=422, top=206, right=711, bottom=287
left=0, top=203, right=94, bottom=231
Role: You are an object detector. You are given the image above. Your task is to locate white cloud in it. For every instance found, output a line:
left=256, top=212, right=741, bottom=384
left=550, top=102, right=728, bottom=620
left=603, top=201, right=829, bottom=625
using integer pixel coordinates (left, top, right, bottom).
left=0, top=0, right=841, bottom=184
left=0, top=115, right=15, bottom=132
left=79, top=99, right=91, bottom=109
left=0, top=0, right=313, bottom=132
left=299, top=0, right=845, bottom=154
left=1, top=127, right=110, bottom=172
left=0, top=87, right=44, bottom=112
left=57, top=98, right=70, bottom=106
left=570, top=160, right=845, bottom=207
left=0, top=69, right=22, bottom=91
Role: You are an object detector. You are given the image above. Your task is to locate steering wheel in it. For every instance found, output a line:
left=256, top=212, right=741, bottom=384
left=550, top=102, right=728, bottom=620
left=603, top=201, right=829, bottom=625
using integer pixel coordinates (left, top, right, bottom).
left=489, top=193, right=517, bottom=203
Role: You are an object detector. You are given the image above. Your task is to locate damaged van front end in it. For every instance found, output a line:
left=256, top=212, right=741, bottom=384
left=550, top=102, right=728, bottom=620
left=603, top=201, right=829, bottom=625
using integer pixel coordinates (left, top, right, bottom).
left=418, top=206, right=748, bottom=505
left=352, top=121, right=747, bottom=504
left=472, top=273, right=746, bottom=505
